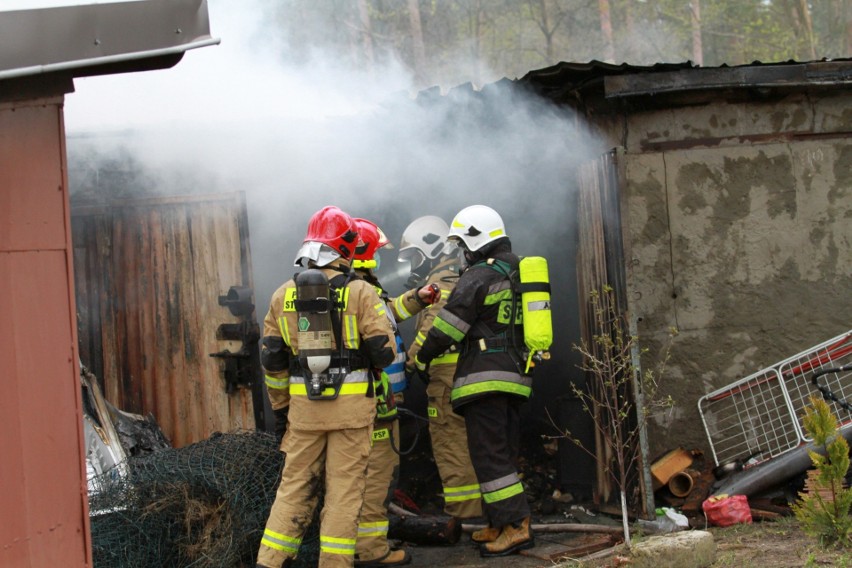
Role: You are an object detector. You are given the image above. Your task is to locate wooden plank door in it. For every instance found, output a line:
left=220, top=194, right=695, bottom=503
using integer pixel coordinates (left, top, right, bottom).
left=72, top=192, right=260, bottom=447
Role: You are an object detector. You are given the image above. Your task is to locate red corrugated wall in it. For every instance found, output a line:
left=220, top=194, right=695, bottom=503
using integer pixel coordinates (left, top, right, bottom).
left=0, top=95, right=92, bottom=566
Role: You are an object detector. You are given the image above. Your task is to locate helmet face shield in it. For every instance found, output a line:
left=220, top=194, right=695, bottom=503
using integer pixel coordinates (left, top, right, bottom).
left=446, top=235, right=464, bottom=250
left=294, top=241, right=341, bottom=267
left=397, top=247, right=426, bottom=271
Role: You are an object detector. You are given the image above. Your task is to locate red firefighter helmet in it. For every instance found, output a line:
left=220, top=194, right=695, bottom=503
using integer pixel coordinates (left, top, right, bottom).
left=294, top=206, right=359, bottom=266
left=353, top=218, right=392, bottom=270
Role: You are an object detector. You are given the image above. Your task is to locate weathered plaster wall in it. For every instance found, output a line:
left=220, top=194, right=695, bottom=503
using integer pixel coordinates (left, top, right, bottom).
left=621, top=92, right=852, bottom=455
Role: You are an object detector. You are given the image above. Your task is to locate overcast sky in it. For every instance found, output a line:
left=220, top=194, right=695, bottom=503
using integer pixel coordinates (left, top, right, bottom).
left=64, top=1, right=413, bottom=133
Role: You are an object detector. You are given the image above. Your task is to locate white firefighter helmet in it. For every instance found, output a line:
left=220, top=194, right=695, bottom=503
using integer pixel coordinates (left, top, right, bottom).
left=397, top=215, right=452, bottom=270
left=447, top=205, right=507, bottom=252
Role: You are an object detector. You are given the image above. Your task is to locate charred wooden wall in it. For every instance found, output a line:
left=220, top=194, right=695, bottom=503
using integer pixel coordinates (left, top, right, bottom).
left=72, top=193, right=258, bottom=447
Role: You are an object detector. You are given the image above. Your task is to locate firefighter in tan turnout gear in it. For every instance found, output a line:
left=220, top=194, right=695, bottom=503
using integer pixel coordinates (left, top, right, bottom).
left=350, top=218, right=439, bottom=567
left=410, top=205, right=541, bottom=558
left=257, top=206, right=397, bottom=568
left=398, top=216, right=484, bottom=522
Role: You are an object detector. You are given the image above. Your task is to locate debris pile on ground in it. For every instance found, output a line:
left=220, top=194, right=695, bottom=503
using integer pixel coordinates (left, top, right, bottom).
left=397, top=424, right=567, bottom=519
left=88, top=430, right=320, bottom=568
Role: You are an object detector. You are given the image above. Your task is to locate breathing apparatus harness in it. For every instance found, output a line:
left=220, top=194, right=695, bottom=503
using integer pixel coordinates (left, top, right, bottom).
left=292, top=266, right=374, bottom=400
left=472, top=255, right=552, bottom=374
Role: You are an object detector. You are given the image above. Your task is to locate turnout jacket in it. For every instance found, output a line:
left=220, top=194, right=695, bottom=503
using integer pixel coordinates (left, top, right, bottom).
left=260, top=261, right=397, bottom=431
left=406, top=256, right=462, bottom=385
left=357, top=269, right=428, bottom=419
left=416, top=245, right=531, bottom=411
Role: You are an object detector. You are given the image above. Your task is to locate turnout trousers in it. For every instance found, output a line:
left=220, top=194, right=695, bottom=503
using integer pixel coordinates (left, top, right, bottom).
left=427, top=364, right=482, bottom=519
left=258, top=425, right=373, bottom=568
left=462, top=394, right=529, bottom=528
left=355, top=420, right=400, bottom=562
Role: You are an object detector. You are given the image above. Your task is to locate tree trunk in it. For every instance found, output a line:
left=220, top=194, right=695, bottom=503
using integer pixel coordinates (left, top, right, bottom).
left=620, top=489, right=631, bottom=549
left=357, top=0, right=374, bottom=72
left=546, top=0, right=557, bottom=61
left=407, top=0, right=428, bottom=86
left=784, top=0, right=815, bottom=60
left=470, top=0, right=484, bottom=85
left=598, top=0, right=615, bottom=63
left=798, top=0, right=817, bottom=59
left=624, top=0, right=634, bottom=39
left=847, top=0, right=852, bottom=55
left=690, top=0, right=703, bottom=66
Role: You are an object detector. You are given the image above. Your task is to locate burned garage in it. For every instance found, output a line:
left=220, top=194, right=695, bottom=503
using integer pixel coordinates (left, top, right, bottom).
left=3, top=1, right=852, bottom=567
left=64, top=57, right=852, bottom=565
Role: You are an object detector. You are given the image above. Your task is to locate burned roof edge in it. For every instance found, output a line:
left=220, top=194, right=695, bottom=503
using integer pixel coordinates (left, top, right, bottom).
left=604, top=59, right=852, bottom=99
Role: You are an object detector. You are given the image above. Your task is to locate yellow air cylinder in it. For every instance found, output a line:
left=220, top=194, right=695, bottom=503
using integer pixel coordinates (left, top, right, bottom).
left=519, top=256, right=552, bottom=372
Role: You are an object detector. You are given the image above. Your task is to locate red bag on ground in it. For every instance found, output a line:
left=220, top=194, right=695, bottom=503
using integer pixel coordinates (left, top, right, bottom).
left=702, top=494, right=753, bottom=527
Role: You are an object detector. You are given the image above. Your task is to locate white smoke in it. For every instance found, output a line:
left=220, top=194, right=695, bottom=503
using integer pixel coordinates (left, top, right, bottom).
left=65, top=1, right=601, bottom=405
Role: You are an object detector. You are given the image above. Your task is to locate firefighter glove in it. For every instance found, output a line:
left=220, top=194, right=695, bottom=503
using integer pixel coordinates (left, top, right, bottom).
left=406, top=354, right=430, bottom=385
left=417, top=283, right=441, bottom=306
left=273, top=406, right=289, bottom=442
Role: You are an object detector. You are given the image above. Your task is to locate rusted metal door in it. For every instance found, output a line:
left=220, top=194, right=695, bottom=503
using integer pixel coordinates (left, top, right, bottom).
left=72, top=192, right=260, bottom=448
left=576, top=149, right=652, bottom=516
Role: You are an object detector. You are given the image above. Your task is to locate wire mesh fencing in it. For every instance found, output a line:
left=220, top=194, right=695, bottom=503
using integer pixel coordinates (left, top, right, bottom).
left=89, top=430, right=320, bottom=568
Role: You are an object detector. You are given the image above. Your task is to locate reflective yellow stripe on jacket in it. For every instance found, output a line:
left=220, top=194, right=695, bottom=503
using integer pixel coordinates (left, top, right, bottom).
left=289, top=370, right=371, bottom=397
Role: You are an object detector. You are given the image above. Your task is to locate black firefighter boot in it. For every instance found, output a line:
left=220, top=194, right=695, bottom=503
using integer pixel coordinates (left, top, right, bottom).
left=479, top=516, right=534, bottom=558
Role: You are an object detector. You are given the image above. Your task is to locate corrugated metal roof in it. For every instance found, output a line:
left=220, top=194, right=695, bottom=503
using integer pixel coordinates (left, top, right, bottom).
left=417, top=58, right=852, bottom=105
left=516, top=58, right=852, bottom=101
left=0, top=0, right=219, bottom=81
left=518, top=59, right=695, bottom=94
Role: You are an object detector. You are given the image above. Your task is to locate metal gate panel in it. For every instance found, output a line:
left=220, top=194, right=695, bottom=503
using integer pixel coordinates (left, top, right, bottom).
left=779, top=332, right=852, bottom=439
left=699, top=329, right=852, bottom=467
left=698, top=368, right=801, bottom=467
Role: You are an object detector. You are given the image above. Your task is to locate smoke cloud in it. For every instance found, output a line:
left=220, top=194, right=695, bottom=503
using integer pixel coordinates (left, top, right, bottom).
left=66, top=0, right=606, bottom=415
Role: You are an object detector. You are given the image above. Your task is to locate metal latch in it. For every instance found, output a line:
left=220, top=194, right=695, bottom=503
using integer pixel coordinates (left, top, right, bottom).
left=210, top=286, right=261, bottom=393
